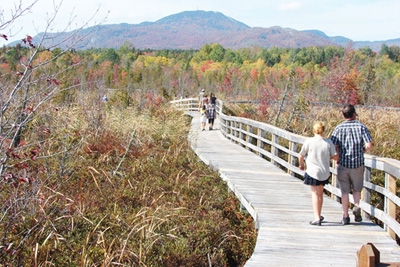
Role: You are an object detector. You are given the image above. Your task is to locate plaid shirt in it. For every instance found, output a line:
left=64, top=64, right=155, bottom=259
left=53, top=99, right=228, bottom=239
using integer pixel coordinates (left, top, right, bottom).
left=331, top=120, right=372, bottom=168
left=207, top=105, right=216, bottom=119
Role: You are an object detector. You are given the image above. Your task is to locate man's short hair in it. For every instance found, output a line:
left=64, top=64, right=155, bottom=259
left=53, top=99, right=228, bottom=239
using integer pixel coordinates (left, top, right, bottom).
left=342, top=104, right=356, bottom=119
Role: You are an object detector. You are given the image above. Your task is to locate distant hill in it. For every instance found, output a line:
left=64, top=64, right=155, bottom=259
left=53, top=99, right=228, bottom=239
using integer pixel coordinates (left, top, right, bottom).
left=22, top=10, right=400, bottom=51
left=302, top=30, right=353, bottom=47
left=352, top=38, right=400, bottom=52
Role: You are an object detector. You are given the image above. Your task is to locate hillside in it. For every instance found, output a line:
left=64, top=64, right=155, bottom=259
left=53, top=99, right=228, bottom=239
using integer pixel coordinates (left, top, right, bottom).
left=24, top=10, right=400, bottom=51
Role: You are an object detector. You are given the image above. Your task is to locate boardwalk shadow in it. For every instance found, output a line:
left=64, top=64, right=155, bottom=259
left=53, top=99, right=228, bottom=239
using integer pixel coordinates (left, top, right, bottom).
left=321, top=221, right=378, bottom=227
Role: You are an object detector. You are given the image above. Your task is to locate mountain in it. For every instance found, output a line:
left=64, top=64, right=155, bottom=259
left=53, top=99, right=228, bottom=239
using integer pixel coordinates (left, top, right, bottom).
left=24, top=10, right=399, bottom=51
left=71, top=11, right=335, bottom=50
left=352, top=38, right=400, bottom=52
left=302, top=30, right=353, bottom=47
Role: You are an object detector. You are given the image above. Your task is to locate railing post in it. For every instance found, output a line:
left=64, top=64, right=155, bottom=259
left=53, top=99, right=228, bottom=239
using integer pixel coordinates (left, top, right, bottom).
left=257, top=128, right=264, bottom=157
left=221, top=118, right=226, bottom=136
left=246, top=125, right=253, bottom=150
left=227, top=119, right=231, bottom=136
left=271, top=134, right=279, bottom=165
left=215, top=99, right=223, bottom=115
left=363, top=166, right=371, bottom=220
left=240, top=122, right=245, bottom=143
left=331, top=161, right=340, bottom=202
left=288, top=141, right=297, bottom=176
left=192, top=99, right=197, bottom=111
left=235, top=121, right=239, bottom=139
left=385, top=173, right=396, bottom=239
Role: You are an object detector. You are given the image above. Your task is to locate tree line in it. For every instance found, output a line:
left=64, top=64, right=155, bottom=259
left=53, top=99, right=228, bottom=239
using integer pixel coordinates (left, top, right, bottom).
left=2, top=41, right=400, bottom=109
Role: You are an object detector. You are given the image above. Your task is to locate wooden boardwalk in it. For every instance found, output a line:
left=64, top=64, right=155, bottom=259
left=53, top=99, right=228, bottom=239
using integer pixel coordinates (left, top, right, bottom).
left=187, top=111, right=400, bottom=266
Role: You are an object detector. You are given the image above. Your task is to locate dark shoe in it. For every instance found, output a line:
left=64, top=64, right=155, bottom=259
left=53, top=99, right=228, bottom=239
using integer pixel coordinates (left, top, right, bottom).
left=341, top=216, right=350, bottom=225
left=353, top=206, right=362, bottom=222
left=310, top=219, right=321, bottom=226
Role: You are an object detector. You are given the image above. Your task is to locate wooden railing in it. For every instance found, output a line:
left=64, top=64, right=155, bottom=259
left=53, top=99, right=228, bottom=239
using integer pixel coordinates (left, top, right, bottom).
left=170, top=97, right=224, bottom=114
left=170, top=98, right=199, bottom=112
left=172, top=98, right=400, bottom=241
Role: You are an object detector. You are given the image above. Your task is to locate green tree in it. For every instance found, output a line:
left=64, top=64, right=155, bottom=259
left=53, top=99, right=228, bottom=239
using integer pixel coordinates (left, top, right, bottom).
left=98, top=48, right=120, bottom=64
left=224, top=49, right=242, bottom=64
left=380, top=43, right=390, bottom=57
left=209, top=43, right=225, bottom=62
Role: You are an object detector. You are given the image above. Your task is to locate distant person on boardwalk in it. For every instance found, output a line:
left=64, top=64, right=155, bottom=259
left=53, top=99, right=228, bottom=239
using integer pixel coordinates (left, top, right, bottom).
left=200, top=105, right=207, bottom=131
left=202, top=93, right=209, bottom=107
left=198, top=89, right=205, bottom=110
left=206, top=103, right=216, bottom=130
left=209, top=92, right=217, bottom=106
left=331, top=104, right=373, bottom=225
left=299, top=122, right=338, bottom=226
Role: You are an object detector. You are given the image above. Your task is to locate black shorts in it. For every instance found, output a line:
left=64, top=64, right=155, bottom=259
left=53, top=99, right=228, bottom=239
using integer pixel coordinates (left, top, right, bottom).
left=208, top=118, right=215, bottom=124
left=304, top=173, right=329, bottom=186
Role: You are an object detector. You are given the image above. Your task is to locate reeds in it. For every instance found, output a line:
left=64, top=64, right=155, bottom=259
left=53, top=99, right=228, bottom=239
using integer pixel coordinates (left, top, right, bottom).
left=227, top=103, right=400, bottom=160
left=0, top=97, right=256, bottom=266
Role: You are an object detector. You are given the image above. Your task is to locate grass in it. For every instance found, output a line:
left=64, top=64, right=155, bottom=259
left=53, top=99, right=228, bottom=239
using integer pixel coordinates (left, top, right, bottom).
left=0, top=96, right=256, bottom=266
left=225, top=102, right=400, bottom=159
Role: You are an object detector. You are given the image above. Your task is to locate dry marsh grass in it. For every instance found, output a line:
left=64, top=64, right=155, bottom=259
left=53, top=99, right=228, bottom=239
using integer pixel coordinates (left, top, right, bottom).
left=226, top=103, right=400, bottom=160
left=0, top=99, right=256, bottom=266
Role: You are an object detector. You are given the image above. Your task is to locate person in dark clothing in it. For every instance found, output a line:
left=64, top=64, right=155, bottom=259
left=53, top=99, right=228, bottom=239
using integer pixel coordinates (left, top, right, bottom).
left=209, top=93, right=217, bottom=106
left=206, top=104, right=216, bottom=130
left=331, top=104, right=373, bottom=225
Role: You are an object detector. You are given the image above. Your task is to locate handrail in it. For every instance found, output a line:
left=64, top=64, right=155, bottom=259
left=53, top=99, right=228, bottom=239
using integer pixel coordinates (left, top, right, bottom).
left=230, top=100, right=400, bottom=111
left=170, top=98, right=199, bottom=111
left=171, top=98, right=400, bottom=241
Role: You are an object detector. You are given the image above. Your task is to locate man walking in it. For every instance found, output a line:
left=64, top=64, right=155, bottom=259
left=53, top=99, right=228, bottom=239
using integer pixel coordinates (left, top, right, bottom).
left=331, top=104, right=373, bottom=225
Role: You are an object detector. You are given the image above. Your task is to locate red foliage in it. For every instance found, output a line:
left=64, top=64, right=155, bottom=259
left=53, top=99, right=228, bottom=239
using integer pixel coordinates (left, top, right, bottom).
left=0, top=33, right=8, bottom=40
left=322, top=55, right=361, bottom=105
left=259, top=79, right=279, bottom=115
left=47, top=78, right=61, bottom=85
left=1, top=63, right=8, bottom=70
left=2, top=144, right=40, bottom=186
left=221, top=69, right=233, bottom=93
left=113, top=64, right=119, bottom=84
left=199, top=60, right=214, bottom=72
left=250, top=68, right=259, bottom=81
left=22, top=35, right=35, bottom=48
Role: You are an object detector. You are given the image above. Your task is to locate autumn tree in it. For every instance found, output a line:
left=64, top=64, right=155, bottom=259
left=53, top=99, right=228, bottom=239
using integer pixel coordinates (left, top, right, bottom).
left=0, top=1, right=104, bottom=264
left=321, top=48, right=361, bottom=105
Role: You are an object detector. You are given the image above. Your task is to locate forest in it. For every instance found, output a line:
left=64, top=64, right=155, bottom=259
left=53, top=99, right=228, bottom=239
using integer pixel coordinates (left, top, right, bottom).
left=3, top=40, right=400, bottom=107
left=2, top=9, right=400, bottom=264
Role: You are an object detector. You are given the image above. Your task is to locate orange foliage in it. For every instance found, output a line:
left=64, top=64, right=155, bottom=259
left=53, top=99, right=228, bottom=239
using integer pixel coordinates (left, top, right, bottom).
left=100, top=61, right=112, bottom=72
left=121, top=70, right=128, bottom=80
left=199, top=60, right=214, bottom=72
left=250, top=68, right=259, bottom=81
left=35, top=50, right=51, bottom=64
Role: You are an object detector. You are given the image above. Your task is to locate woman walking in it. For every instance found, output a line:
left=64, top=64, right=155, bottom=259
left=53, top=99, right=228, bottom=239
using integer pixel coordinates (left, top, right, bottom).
left=299, top=122, right=338, bottom=226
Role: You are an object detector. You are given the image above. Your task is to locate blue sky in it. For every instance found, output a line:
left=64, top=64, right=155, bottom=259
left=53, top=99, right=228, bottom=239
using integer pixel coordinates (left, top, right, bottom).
left=1, top=0, right=399, bottom=43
